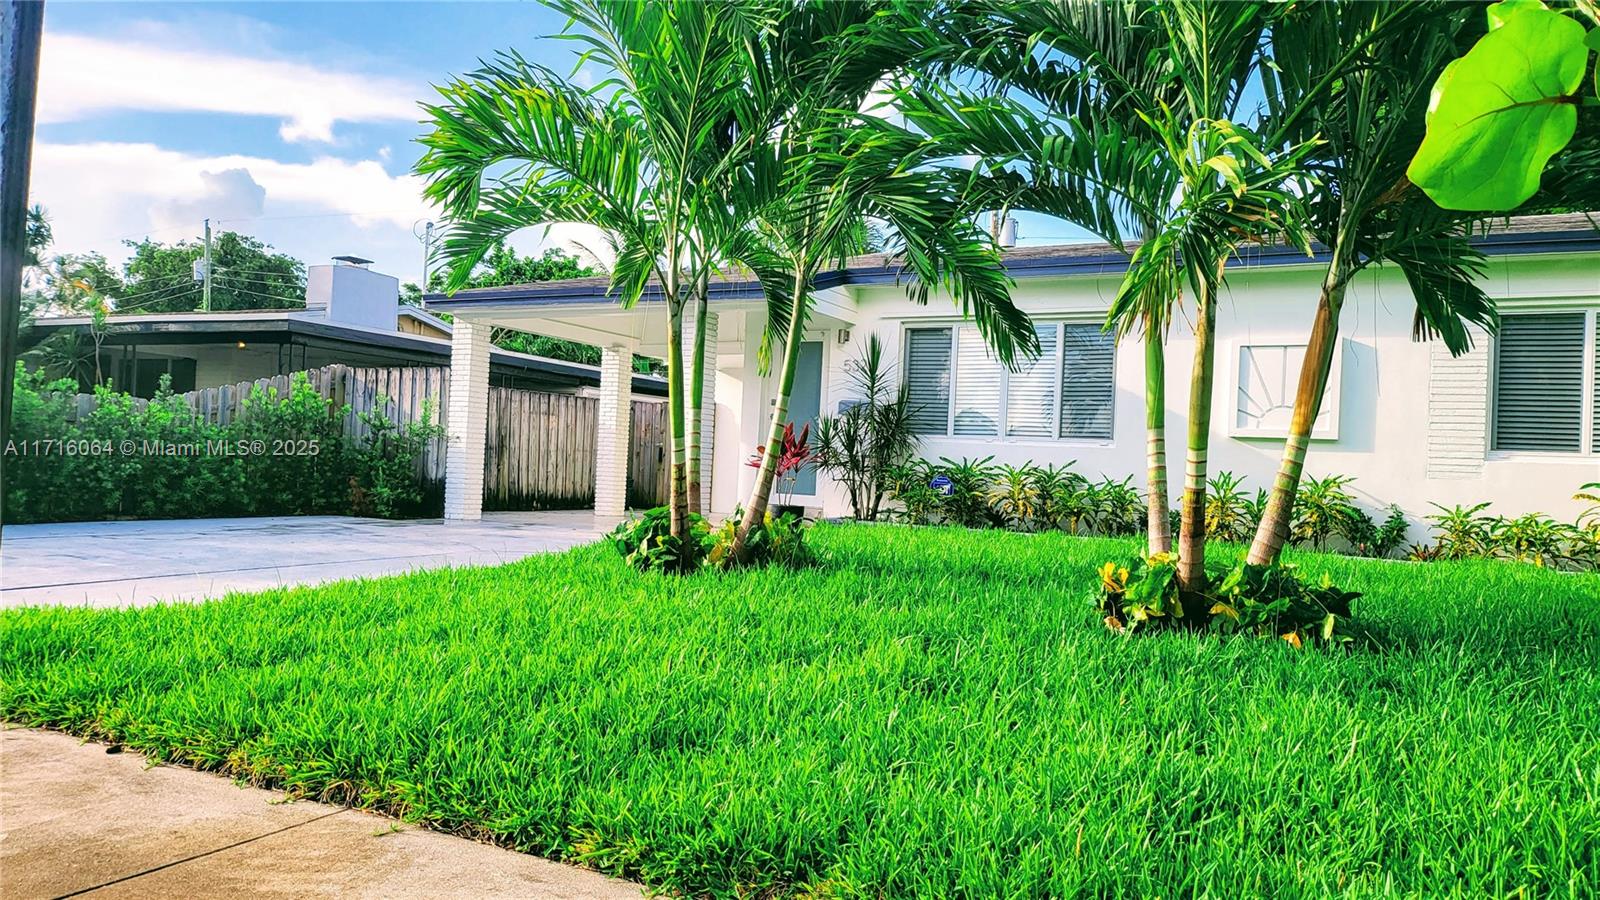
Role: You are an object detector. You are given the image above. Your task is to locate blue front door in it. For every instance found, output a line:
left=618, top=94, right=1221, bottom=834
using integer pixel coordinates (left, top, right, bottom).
left=788, top=341, right=823, bottom=496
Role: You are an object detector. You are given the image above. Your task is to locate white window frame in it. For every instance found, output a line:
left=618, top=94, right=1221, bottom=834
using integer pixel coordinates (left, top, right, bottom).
left=1225, top=338, right=1344, bottom=441
left=901, top=317, right=1116, bottom=445
left=1487, top=305, right=1599, bottom=458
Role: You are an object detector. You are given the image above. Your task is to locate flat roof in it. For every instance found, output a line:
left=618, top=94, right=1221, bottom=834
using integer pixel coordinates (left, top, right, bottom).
left=23, top=309, right=669, bottom=396
left=426, top=212, right=1600, bottom=311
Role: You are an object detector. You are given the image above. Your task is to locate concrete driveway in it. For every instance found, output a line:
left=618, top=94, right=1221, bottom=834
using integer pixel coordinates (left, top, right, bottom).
left=1, top=511, right=613, bottom=608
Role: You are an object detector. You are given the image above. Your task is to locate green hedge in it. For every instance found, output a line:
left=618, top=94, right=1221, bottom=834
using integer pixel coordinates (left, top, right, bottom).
left=3, top=366, right=444, bottom=524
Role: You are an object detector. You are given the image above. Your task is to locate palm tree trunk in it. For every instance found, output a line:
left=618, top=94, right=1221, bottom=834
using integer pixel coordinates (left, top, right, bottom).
left=1176, top=269, right=1222, bottom=593
left=1144, top=321, right=1171, bottom=556
left=686, top=275, right=709, bottom=515
left=665, top=302, right=689, bottom=542
left=1246, top=261, right=1350, bottom=566
left=733, top=271, right=808, bottom=559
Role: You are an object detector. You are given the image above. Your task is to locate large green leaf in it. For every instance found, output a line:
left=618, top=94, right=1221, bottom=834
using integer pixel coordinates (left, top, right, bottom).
left=1407, top=7, right=1589, bottom=211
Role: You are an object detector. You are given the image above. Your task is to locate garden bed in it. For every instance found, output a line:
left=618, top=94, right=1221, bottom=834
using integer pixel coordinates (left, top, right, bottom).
left=3, top=524, right=1598, bottom=896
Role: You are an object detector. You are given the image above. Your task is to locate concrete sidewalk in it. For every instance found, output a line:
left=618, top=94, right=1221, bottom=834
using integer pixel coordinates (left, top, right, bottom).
left=0, top=728, right=645, bottom=899
left=1, top=511, right=615, bottom=608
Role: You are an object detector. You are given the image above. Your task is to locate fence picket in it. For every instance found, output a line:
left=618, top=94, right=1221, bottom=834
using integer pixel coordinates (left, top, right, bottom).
left=59, top=363, right=668, bottom=510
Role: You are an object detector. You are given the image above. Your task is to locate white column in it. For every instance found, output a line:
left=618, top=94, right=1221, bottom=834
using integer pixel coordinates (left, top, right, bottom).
left=444, top=319, right=491, bottom=521
left=681, top=309, right=718, bottom=512
left=594, top=344, right=633, bottom=520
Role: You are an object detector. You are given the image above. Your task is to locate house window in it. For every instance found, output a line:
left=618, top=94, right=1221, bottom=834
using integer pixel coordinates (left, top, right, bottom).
left=1229, top=341, right=1341, bottom=439
left=1492, top=310, right=1598, bottom=454
left=904, top=322, right=1115, bottom=440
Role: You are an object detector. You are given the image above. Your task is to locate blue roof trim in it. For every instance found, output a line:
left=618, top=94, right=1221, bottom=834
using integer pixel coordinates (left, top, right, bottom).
left=427, top=227, right=1600, bottom=310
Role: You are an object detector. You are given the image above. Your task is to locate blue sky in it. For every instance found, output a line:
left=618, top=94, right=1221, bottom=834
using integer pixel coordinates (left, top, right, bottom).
left=31, top=1, right=1090, bottom=289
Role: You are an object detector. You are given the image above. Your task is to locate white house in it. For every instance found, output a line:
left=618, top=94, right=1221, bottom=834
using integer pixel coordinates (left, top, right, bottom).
left=427, top=213, right=1600, bottom=530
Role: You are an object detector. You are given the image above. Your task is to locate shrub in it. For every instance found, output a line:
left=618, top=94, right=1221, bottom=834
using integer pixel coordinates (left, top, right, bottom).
left=1203, top=471, right=1257, bottom=542
left=1031, top=463, right=1089, bottom=532
left=232, top=377, right=353, bottom=516
left=987, top=464, right=1041, bottom=531
left=935, top=456, right=999, bottom=528
left=4, top=366, right=441, bottom=523
left=610, top=506, right=811, bottom=573
left=1348, top=504, right=1409, bottom=559
left=706, top=508, right=811, bottom=570
left=811, top=335, right=919, bottom=521
left=608, top=506, right=711, bottom=573
left=1096, top=554, right=1360, bottom=646
left=1488, top=512, right=1577, bottom=569
left=884, top=460, right=941, bottom=525
left=1085, top=476, right=1144, bottom=537
left=1427, top=502, right=1495, bottom=560
left=1291, top=474, right=1362, bottom=551
left=351, top=398, right=447, bottom=519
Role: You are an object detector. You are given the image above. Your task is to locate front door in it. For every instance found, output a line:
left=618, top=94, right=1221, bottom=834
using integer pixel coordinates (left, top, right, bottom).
left=786, top=340, right=823, bottom=498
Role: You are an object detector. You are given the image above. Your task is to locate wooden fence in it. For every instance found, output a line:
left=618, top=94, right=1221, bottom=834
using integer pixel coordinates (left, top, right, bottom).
left=66, top=364, right=670, bottom=510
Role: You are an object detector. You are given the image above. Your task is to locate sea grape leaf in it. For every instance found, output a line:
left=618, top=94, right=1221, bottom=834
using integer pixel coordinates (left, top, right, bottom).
left=1487, top=0, right=1547, bottom=30
left=1407, top=7, right=1588, bottom=210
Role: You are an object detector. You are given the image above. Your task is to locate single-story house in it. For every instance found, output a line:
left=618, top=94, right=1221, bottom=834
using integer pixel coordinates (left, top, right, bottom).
left=427, top=213, right=1600, bottom=529
left=23, top=256, right=667, bottom=398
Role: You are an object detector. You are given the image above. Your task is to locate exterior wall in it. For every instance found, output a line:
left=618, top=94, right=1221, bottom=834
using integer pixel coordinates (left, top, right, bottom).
left=802, top=252, right=1600, bottom=529
left=398, top=316, right=451, bottom=339
left=306, top=264, right=401, bottom=331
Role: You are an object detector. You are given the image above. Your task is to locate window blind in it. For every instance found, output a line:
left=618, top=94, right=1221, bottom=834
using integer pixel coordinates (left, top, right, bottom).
left=1493, top=312, right=1585, bottom=452
left=904, top=327, right=952, bottom=435
left=1593, top=313, right=1600, bottom=452
left=953, top=325, right=1003, bottom=436
left=1060, top=323, right=1115, bottom=439
left=1006, top=324, right=1059, bottom=437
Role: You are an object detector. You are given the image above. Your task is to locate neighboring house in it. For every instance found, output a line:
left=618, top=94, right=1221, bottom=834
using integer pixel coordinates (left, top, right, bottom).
left=428, top=213, right=1600, bottom=529
left=23, top=256, right=667, bottom=398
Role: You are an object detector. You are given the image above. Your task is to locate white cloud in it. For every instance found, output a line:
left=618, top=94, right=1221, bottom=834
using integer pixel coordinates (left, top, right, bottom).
left=29, top=141, right=613, bottom=284
left=38, top=32, right=422, bottom=143
left=151, top=169, right=267, bottom=232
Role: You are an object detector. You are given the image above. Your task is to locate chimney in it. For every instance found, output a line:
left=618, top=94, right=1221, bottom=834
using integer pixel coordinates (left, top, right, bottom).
left=305, top=256, right=399, bottom=331
left=999, top=217, right=1019, bottom=249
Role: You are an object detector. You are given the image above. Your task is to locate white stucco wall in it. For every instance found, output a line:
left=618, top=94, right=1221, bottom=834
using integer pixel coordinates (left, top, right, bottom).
left=773, top=252, right=1600, bottom=529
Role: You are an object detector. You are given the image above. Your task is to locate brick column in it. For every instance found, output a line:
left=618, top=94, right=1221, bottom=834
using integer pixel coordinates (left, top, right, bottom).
left=681, top=309, right=718, bottom=512
left=444, top=319, right=491, bottom=521
left=594, top=344, right=633, bottom=520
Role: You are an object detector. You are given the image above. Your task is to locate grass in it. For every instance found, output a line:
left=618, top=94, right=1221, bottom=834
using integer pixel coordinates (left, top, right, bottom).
left=3, top=524, right=1599, bottom=898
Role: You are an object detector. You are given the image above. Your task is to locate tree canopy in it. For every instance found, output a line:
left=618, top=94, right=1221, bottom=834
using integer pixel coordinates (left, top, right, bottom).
left=118, top=232, right=305, bottom=313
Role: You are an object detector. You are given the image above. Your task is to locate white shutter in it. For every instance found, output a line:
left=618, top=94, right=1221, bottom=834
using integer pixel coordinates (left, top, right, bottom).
left=1060, top=323, right=1115, bottom=439
left=904, top=327, right=952, bottom=435
left=1493, top=312, right=1585, bottom=452
left=953, top=325, right=1002, bottom=436
left=1006, top=324, right=1058, bottom=437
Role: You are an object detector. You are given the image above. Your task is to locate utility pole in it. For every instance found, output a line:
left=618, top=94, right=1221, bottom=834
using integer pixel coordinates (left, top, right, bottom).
left=201, top=217, right=212, bottom=312
left=1, top=0, right=46, bottom=550
left=415, top=219, right=435, bottom=303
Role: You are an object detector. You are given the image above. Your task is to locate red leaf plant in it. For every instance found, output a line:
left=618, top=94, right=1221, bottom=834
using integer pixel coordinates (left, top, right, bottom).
left=747, top=422, right=812, bottom=478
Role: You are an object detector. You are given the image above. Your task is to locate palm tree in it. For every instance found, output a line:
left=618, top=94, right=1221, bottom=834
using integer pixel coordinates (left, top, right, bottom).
left=417, top=0, right=773, bottom=543
left=898, top=0, right=1182, bottom=554
left=1244, top=2, right=1497, bottom=565
left=1245, top=1, right=1600, bottom=566
left=728, top=2, right=1034, bottom=559
left=23, top=205, right=49, bottom=269
left=1109, top=0, right=1315, bottom=592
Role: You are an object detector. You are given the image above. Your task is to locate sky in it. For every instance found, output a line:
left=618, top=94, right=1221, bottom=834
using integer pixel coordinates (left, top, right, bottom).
left=29, top=1, right=1091, bottom=290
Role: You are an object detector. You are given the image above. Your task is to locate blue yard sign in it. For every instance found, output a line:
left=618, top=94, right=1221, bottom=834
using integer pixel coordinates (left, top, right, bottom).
left=930, top=474, right=954, bottom=496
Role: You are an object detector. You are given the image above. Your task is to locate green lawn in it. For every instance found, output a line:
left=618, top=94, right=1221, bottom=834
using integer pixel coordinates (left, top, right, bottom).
left=3, top=524, right=1598, bottom=897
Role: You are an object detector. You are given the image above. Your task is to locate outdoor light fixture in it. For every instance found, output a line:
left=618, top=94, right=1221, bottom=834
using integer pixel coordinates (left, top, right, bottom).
left=837, top=329, right=851, bottom=345
left=237, top=341, right=247, bottom=349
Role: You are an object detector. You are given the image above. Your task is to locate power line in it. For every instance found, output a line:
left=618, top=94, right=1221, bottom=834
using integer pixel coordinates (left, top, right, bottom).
left=212, top=270, right=300, bottom=288
left=207, top=281, right=302, bottom=307
left=108, top=282, right=201, bottom=312
left=110, top=277, right=202, bottom=304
